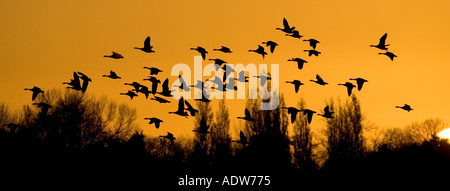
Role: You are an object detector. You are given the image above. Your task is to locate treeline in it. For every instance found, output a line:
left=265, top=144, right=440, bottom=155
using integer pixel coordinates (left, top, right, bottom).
left=1, top=89, right=449, bottom=189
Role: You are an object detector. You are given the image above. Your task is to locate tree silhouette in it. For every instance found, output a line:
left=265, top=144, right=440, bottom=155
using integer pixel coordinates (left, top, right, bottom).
left=210, top=99, right=232, bottom=171
left=324, top=95, right=364, bottom=168
left=292, top=98, right=317, bottom=175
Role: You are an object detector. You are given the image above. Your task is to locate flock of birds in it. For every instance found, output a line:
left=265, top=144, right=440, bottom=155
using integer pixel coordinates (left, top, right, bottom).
left=22, top=18, right=411, bottom=145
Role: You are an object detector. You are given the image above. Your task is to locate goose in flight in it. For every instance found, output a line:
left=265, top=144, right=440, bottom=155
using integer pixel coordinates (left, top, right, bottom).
left=138, top=85, right=151, bottom=99
left=102, top=70, right=121, bottom=79
left=253, top=74, right=271, bottom=87
left=150, top=95, right=170, bottom=103
left=370, top=33, right=389, bottom=50
left=120, top=90, right=138, bottom=100
left=396, top=104, right=413, bottom=112
left=145, top=76, right=161, bottom=95
left=235, top=70, right=249, bottom=83
left=317, top=105, right=334, bottom=119
left=184, top=100, right=198, bottom=116
left=190, top=46, right=208, bottom=60
left=160, top=132, right=176, bottom=144
left=32, top=102, right=51, bottom=117
left=169, top=97, right=189, bottom=118
left=249, top=45, right=268, bottom=59
left=304, top=49, right=321, bottom=57
left=349, top=78, right=368, bottom=91
left=338, top=82, right=356, bottom=96
left=172, top=75, right=190, bottom=92
left=237, top=108, right=255, bottom=121
left=144, top=117, right=163, bottom=129
left=104, top=51, right=124, bottom=59
left=77, top=72, right=91, bottom=93
left=135, top=36, right=155, bottom=53
left=213, top=46, right=232, bottom=53
left=304, top=39, right=320, bottom=49
left=310, top=74, right=328, bottom=86
left=24, top=86, right=44, bottom=101
left=287, top=58, right=308, bottom=70
left=276, top=18, right=295, bottom=34
left=143, top=66, right=163, bottom=75
left=379, top=51, right=397, bottom=61
left=286, top=30, right=303, bottom=39
left=63, top=72, right=82, bottom=91
left=193, top=117, right=210, bottom=135
left=232, top=131, right=249, bottom=145
left=209, top=58, right=227, bottom=70
left=262, top=41, right=278, bottom=53
left=286, top=80, right=304, bottom=93
left=282, top=107, right=301, bottom=124
left=158, top=78, right=172, bottom=97
left=124, top=82, right=141, bottom=93
left=300, top=109, right=316, bottom=124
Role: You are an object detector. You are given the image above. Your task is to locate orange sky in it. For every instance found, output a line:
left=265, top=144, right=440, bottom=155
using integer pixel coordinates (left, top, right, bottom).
left=1, top=0, right=450, bottom=138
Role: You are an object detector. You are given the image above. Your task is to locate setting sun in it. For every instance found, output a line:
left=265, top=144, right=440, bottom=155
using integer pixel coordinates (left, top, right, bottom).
left=438, top=129, right=450, bottom=140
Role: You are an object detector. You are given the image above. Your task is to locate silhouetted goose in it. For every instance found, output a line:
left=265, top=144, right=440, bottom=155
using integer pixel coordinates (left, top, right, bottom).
left=169, top=97, right=189, bottom=118
left=190, top=80, right=205, bottom=90
left=276, top=18, right=295, bottom=34
left=190, top=46, right=208, bottom=60
left=262, top=41, right=278, bottom=53
left=124, top=82, right=141, bottom=93
left=213, top=46, right=232, bottom=53
left=150, top=95, right=170, bottom=103
left=135, top=36, right=155, bottom=53
left=232, top=131, right=248, bottom=145
left=224, top=78, right=238, bottom=91
left=24, top=86, right=44, bottom=101
left=102, top=70, right=121, bottom=79
left=143, top=66, right=162, bottom=75
left=235, top=71, right=249, bottom=83
left=396, top=104, right=413, bottom=112
left=338, top=82, right=356, bottom=96
left=195, top=89, right=212, bottom=102
left=282, top=107, right=300, bottom=124
left=310, top=74, right=328, bottom=86
left=303, top=39, right=320, bottom=49
left=286, top=80, right=304, bottom=93
left=304, top=49, right=321, bottom=57
left=104, top=51, right=124, bottom=59
left=148, top=77, right=161, bottom=95
left=379, top=51, right=397, bottom=61
left=184, top=100, right=198, bottom=116
left=300, top=109, right=316, bottom=124
left=120, top=90, right=138, bottom=100
left=208, top=76, right=224, bottom=91
left=209, top=58, right=227, bottom=71
left=193, top=117, right=210, bottom=135
left=160, top=132, right=176, bottom=144
left=286, top=30, right=303, bottom=39
left=253, top=74, right=272, bottom=87
left=32, top=102, right=51, bottom=117
left=138, top=85, right=151, bottom=99
left=237, top=108, right=255, bottom=121
left=349, top=78, right=368, bottom=91
left=158, top=78, right=172, bottom=97
left=63, top=72, right=82, bottom=91
left=317, top=105, right=334, bottom=119
left=173, top=75, right=190, bottom=92
left=249, top=45, right=267, bottom=59
left=144, top=117, right=163, bottom=129
left=222, top=64, right=235, bottom=82
left=77, top=72, right=91, bottom=93
left=370, top=33, right=389, bottom=50
left=287, top=58, right=308, bottom=70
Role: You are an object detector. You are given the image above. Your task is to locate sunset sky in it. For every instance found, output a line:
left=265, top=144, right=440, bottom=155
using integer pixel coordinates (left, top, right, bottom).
left=1, top=0, right=450, bottom=138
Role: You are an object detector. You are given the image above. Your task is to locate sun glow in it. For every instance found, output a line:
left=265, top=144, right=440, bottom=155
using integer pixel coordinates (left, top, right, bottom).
left=438, top=129, right=450, bottom=140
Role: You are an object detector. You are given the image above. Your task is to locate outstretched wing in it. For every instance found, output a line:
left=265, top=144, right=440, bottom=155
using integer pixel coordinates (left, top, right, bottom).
left=239, top=131, right=247, bottom=142
left=290, top=110, right=298, bottom=124
left=283, top=18, right=290, bottom=29
left=245, top=108, right=251, bottom=118
left=72, top=72, right=81, bottom=90
left=324, top=106, right=330, bottom=113
left=379, top=33, right=387, bottom=46
left=177, top=97, right=185, bottom=113
left=144, top=36, right=151, bottom=49
left=162, top=78, right=169, bottom=93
